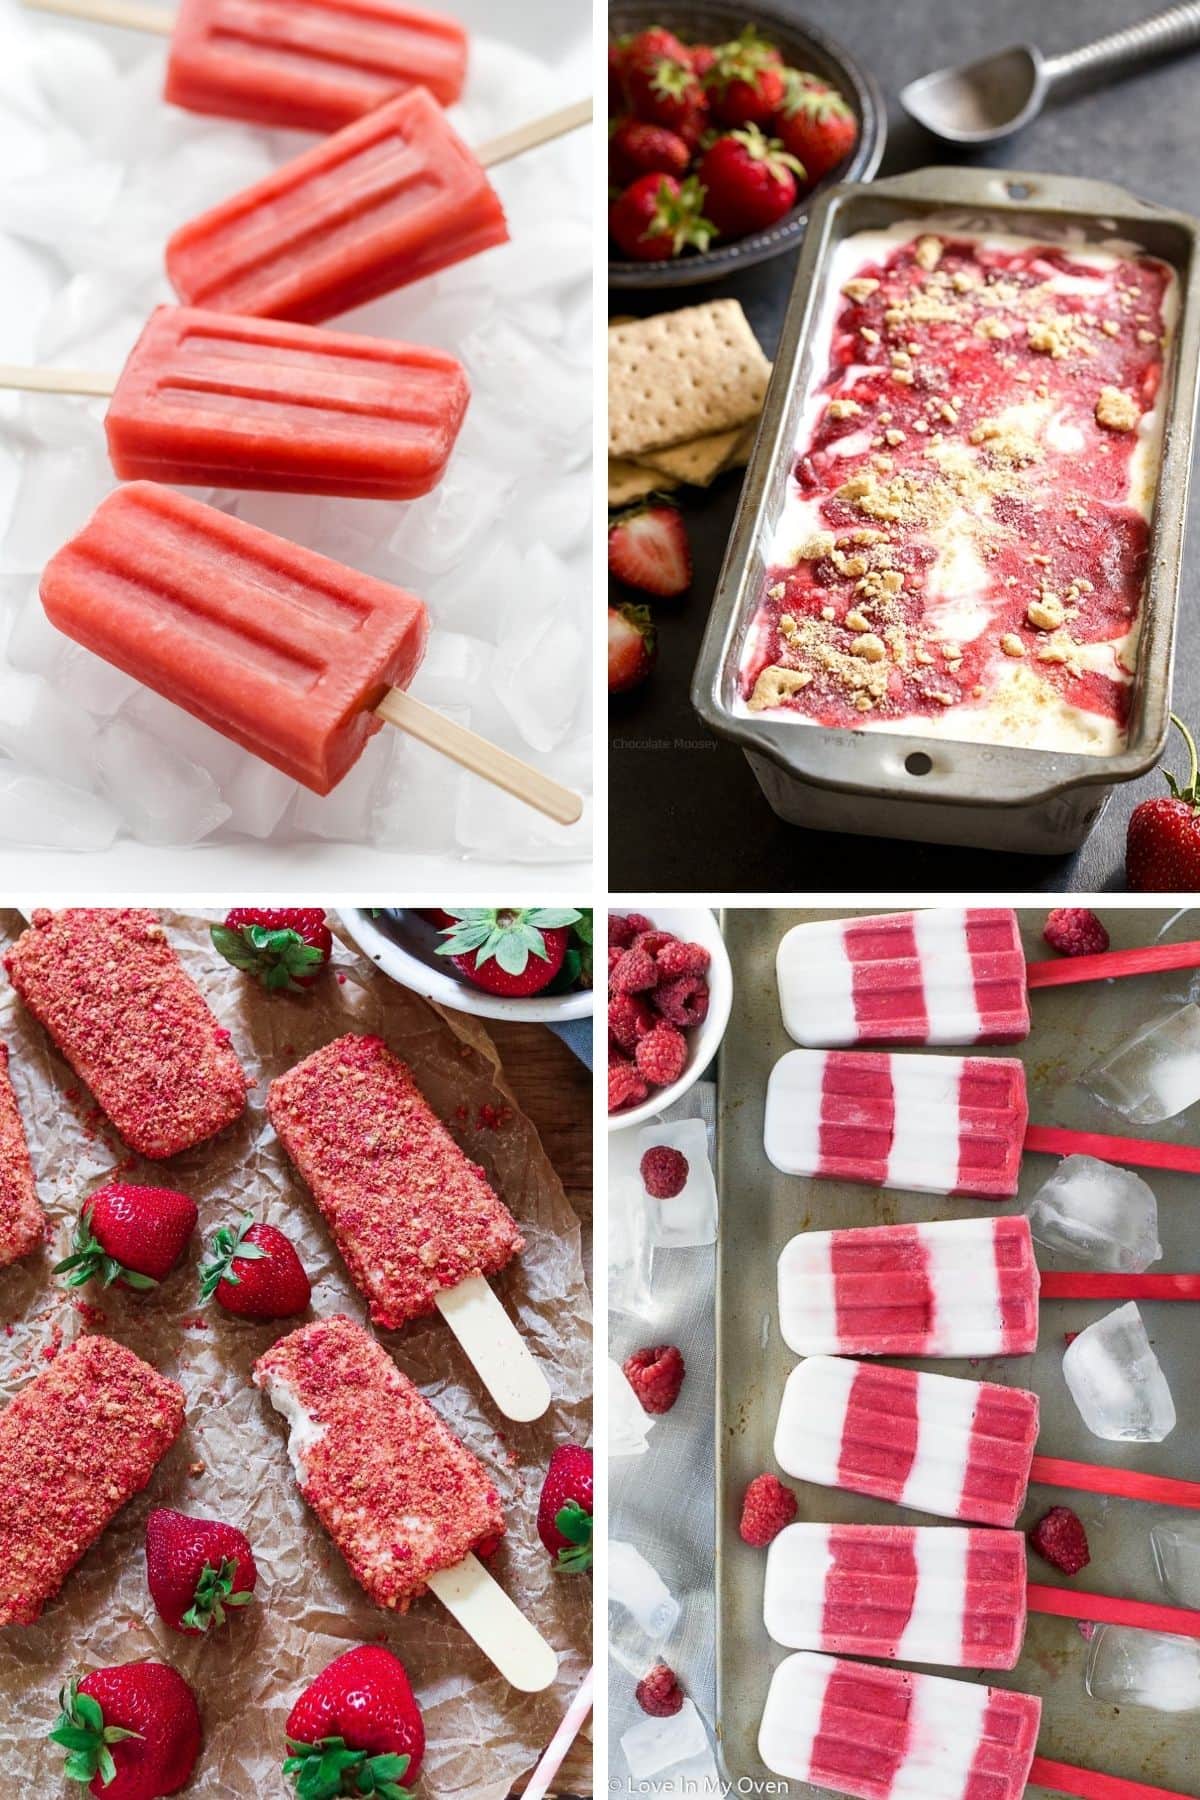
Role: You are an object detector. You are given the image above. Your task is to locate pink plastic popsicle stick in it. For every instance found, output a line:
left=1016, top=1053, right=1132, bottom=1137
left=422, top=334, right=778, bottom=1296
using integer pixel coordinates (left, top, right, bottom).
left=1028, top=1583, right=1200, bottom=1640
left=1039, top=1272, right=1200, bottom=1300
left=1030, top=1455, right=1200, bottom=1510
left=1029, top=1756, right=1198, bottom=1800
left=1024, top=941, right=1200, bottom=990
left=1023, top=1124, right=1200, bottom=1176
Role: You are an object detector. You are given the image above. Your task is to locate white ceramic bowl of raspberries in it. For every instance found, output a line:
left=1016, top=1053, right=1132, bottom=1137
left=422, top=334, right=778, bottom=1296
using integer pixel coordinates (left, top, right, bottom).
left=607, top=907, right=733, bottom=1130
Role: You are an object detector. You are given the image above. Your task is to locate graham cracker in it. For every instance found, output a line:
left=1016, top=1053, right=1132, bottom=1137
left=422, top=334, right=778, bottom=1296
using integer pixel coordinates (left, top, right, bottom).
left=633, top=424, right=747, bottom=486
left=608, top=299, right=772, bottom=459
left=608, top=459, right=682, bottom=508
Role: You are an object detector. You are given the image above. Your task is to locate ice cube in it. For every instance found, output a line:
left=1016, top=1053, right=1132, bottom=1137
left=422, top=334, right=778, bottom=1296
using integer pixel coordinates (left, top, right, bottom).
left=1062, top=1303, right=1176, bottom=1442
left=609, top=1177, right=654, bottom=1317
left=1086, top=1626, right=1200, bottom=1712
left=636, top=1119, right=718, bottom=1249
left=1084, top=1002, right=1200, bottom=1122
left=609, top=1360, right=654, bottom=1458
left=0, top=669, right=97, bottom=788
left=223, top=760, right=296, bottom=841
left=609, top=1540, right=681, bottom=1641
left=0, top=769, right=120, bottom=851
left=490, top=602, right=585, bottom=753
left=1151, top=1522, right=1200, bottom=1608
left=95, top=717, right=231, bottom=846
left=1027, top=1155, right=1161, bottom=1272
left=407, top=632, right=491, bottom=710
left=373, top=712, right=466, bottom=853
left=291, top=733, right=397, bottom=842
left=622, top=1700, right=710, bottom=1780
left=3, top=448, right=114, bottom=571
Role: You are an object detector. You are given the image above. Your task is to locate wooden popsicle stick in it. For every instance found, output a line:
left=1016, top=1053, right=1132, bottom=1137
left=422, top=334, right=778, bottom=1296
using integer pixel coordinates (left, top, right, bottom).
left=1023, top=1123, right=1200, bottom=1177
left=476, top=98, right=593, bottom=170
left=434, top=1274, right=551, bottom=1423
left=1030, top=1453, right=1200, bottom=1510
left=0, top=364, right=115, bottom=398
left=1029, top=1756, right=1198, bottom=1800
left=1025, top=940, right=1200, bottom=990
left=1040, top=1271, right=1200, bottom=1300
left=375, top=688, right=582, bottom=826
left=428, top=1554, right=558, bottom=1691
left=22, top=0, right=172, bottom=32
left=1028, top=1583, right=1200, bottom=1640
left=521, top=1668, right=595, bottom=1800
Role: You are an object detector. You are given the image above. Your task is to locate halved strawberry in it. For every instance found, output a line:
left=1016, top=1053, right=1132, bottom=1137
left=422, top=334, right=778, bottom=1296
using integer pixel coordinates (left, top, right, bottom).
left=608, top=503, right=693, bottom=597
left=608, top=605, right=656, bottom=695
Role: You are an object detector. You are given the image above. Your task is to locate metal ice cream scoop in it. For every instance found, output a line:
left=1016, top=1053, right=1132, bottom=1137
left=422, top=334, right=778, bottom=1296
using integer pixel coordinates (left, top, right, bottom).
left=901, top=3, right=1200, bottom=145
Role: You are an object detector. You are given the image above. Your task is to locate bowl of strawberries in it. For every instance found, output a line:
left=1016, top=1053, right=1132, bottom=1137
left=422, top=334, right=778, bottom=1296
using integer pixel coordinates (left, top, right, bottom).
left=609, top=2, right=885, bottom=287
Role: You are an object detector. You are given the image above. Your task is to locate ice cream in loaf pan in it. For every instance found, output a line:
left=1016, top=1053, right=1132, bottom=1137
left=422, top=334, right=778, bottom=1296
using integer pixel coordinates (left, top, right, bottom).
left=267, top=1033, right=524, bottom=1328
left=4, top=909, right=251, bottom=1160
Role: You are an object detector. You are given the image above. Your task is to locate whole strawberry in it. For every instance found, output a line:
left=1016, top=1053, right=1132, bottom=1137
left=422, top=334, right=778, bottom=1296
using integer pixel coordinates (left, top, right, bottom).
left=772, top=78, right=858, bottom=186
left=609, top=605, right=656, bottom=694
left=145, top=1508, right=257, bottom=1635
left=199, top=1212, right=311, bottom=1320
left=609, top=502, right=693, bottom=597
left=285, top=1645, right=424, bottom=1800
left=626, top=41, right=708, bottom=141
left=610, top=173, right=714, bottom=261
left=698, top=126, right=804, bottom=238
left=50, top=1664, right=201, bottom=1800
left=705, top=26, right=785, bottom=127
left=536, top=1445, right=593, bottom=1572
left=1127, top=715, right=1200, bottom=891
left=211, top=908, right=332, bottom=992
left=435, top=907, right=581, bottom=997
left=610, top=119, right=692, bottom=185
left=54, top=1183, right=198, bottom=1293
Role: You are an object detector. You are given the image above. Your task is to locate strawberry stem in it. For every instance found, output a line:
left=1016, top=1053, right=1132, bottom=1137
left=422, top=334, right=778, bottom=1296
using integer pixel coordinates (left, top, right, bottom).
left=1165, top=712, right=1200, bottom=808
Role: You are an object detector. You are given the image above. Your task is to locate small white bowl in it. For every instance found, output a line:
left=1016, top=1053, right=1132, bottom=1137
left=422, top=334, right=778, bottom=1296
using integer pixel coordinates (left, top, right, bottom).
left=339, top=909, right=595, bottom=1025
left=607, top=907, right=733, bottom=1131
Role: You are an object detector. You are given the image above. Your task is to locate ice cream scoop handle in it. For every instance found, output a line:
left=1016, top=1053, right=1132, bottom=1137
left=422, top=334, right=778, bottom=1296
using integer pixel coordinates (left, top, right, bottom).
left=1023, top=1124, right=1200, bottom=1176
left=1042, top=4, right=1200, bottom=92
left=1028, top=1583, right=1200, bottom=1639
left=1030, top=1756, right=1199, bottom=1800
left=475, top=98, right=592, bottom=168
left=1039, top=1272, right=1200, bottom=1299
left=1025, top=940, right=1200, bottom=990
left=375, top=690, right=583, bottom=826
left=0, top=364, right=115, bottom=398
left=1030, top=1454, right=1200, bottom=1510
left=21, top=0, right=172, bottom=33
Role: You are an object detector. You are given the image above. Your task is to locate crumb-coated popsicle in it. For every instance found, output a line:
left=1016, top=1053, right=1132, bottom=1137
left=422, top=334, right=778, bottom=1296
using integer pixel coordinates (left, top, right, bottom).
left=4, top=908, right=251, bottom=1160
left=0, top=1334, right=184, bottom=1627
left=0, top=1042, right=42, bottom=1267
left=267, top=1033, right=524, bottom=1328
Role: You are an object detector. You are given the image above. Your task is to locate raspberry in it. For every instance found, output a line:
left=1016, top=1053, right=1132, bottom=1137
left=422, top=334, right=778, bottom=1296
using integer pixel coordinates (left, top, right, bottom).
left=624, top=1343, right=685, bottom=1414
left=739, top=1473, right=797, bottom=1547
left=1043, top=907, right=1110, bottom=957
left=611, top=947, right=658, bottom=995
left=609, top=993, right=657, bottom=1054
left=632, top=930, right=675, bottom=958
left=608, top=945, right=623, bottom=977
left=636, top=1022, right=688, bottom=1088
left=608, top=914, right=636, bottom=948
left=640, top=1145, right=688, bottom=1198
left=1029, top=1506, right=1090, bottom=1575
left=655, top=939, right=711, bottom=978
left=653, top=973, right=710, bottom=1028
left=636, top=1664, right=684, bottom=1718
left=624, top=913, right=655, bottom=935
left=609, top=1057, right=649, bottom=1113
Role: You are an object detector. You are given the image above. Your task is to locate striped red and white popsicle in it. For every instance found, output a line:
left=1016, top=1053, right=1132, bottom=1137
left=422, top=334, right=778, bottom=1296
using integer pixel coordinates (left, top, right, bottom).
left=777, top=907, right=1200, bottom=1049
left=764, top=1048, right=1200, bottom=1199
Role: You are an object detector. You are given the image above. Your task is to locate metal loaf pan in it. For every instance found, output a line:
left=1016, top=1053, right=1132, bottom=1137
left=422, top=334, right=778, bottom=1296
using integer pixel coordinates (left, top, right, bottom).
left=691, top=167, right=1200, bottom=854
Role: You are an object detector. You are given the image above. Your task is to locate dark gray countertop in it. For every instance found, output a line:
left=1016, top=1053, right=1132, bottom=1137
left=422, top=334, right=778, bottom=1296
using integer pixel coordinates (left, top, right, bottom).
left=608, top=0, right=1200, bottom=893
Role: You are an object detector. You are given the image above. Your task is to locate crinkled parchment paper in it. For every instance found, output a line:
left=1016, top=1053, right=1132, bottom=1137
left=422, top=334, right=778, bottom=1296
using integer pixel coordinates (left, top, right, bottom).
left=0, top=909, right=592, bottom=1800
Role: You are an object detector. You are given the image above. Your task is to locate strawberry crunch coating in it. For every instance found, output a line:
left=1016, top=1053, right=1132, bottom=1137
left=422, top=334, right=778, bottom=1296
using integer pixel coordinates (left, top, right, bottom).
left=266, top=1033, right=524, bottom=1328
left=254, top=1314, right=505, bottom=1612
left=0, top=1042, right=42, bottom=1267
left=4, top=908, right=251, bottom=1160
left=0, top=1334, right=185, bottom=1627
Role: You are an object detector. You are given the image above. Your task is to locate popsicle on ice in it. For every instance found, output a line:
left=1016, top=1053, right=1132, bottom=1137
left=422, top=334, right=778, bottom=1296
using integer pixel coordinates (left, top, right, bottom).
left=0, top=1334, right=184, bottom=1626
left=778, top=1215, right=1040, bottom=1359
left=254, top=1315, right=556, bottom=1688
left=765, top=1047, right=1200, bottom=1199
left=4, top=908, right=251, bottom=1160
left=0, top=1042, right=42, bottom=1267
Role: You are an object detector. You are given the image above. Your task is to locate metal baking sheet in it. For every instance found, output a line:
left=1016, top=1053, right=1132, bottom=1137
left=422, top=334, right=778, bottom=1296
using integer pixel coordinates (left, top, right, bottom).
left=714, top=904, right=1200, bottom=1796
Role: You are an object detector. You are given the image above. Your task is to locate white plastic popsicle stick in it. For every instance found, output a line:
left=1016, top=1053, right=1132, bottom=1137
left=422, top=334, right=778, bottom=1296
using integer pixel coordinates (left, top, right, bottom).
left=375, top=689, right=582, bottom=826
left=428, top=1554, right=558, bottom=1691
left=476, top=98, right=593, bottom=169
left=22, top=0, right=171, bottom=32
left=0, top=365, right=115, bottom=398
left=434, top=1274, right=551, bottom=1423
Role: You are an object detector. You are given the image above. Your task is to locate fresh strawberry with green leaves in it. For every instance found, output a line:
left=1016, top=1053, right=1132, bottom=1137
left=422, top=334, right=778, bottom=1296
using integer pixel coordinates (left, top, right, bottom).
left=211, top=908, right=332, bottom=992
left=705, top=26, right=785, bottom=126
left=145, top=1508, right=257, bottom=1636
left=54, top=1183, right=198, bottom=1293
left=609, top=173, right=714, bottom=261
left=698, top=126, right=804, bottom=237
left=688, top=42, right=717, bottom=79
left=536, top=1445, right=593, bottom=1572
left=772, top=77, right=858, bottom=186
left=1127, top=714, right=1200, bottom=890
left=284, top=1645, right=424, bottom=1800
left=608, top=502, right=693, bottom=597
left=608, top=605, right=656, bottom=694
left=625, top=43, right=708, bottom=141
left=50, top=1663, right=201, bottom=1800
left=199, top=1213, right=311, bottom=1320
left=435, top=908, right=582, bottom=997
left=608, top=38, right=629, bottom=111
left=610, top=118, right=692, bottom=185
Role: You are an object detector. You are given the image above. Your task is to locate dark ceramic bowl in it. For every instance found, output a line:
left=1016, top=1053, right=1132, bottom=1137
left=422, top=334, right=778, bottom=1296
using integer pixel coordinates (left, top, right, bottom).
left=609, top=0, right=886, bottom=288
